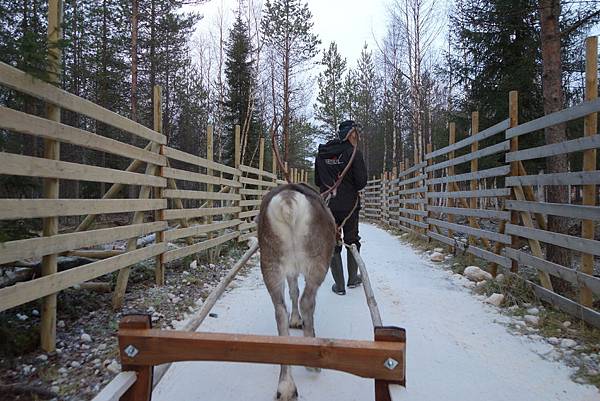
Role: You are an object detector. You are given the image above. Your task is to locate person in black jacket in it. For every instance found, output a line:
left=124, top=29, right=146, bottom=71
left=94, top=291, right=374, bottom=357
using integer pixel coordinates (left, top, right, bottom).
left=315, top=120, right=368, bottom=295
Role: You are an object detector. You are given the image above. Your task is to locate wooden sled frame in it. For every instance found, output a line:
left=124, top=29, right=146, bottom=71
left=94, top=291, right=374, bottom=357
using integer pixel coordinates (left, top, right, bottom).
left=117, top=314, right=406, bottom=401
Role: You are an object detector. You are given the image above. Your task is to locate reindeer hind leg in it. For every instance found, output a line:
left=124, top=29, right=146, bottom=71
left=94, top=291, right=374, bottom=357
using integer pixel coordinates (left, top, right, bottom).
left=264, top=267, right=298, bottom=400
left=287, top=274, right=303, bottom=329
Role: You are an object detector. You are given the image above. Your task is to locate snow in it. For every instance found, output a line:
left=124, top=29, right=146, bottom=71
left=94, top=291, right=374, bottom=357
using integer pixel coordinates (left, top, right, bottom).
left=153, top=223, right=599, bottom=401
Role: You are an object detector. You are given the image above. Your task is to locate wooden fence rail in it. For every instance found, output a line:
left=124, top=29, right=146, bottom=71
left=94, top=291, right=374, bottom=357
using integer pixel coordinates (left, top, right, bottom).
left=0, top=61, right=299, bottom=351
left=361, top=36, right=600, bottom=329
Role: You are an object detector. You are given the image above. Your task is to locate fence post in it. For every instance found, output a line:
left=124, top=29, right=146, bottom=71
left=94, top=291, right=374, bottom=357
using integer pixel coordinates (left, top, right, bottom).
left=207, top=125, right=216, bottom=262
left=447, top=123, right=456, bottom=253
left=508, top=91, right=520, bottom=273
left=113, top=86, right=162, bottom=309
left=155, top=87, right=166, bottom=285
left=425, top=143, right=433, bottom=242
left=272, top=145, right=277, bottom=184
left=234, top=125, right=241, bottom=236
left=381, top=172, right=386, bottom=224
left=41, top=0, right=63, bottom=352
left=469, top=112, right=479, bottom=264
left=508, top=91, right=554, bottom=289
left=580, top=36, right=598, bottom=307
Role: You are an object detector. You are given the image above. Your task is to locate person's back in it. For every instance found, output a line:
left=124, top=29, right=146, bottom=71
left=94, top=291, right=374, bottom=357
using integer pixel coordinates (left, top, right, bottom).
left=314, top=120, right=367, bottom=295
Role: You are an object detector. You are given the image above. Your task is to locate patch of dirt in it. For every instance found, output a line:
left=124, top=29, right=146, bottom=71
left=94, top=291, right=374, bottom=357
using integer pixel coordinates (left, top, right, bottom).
left=0, top=243, right=254, bottom=401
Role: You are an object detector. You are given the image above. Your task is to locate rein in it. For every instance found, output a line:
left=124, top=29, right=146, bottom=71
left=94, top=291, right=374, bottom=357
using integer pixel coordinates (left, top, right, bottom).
left=270, top=124, right=359, bottom=243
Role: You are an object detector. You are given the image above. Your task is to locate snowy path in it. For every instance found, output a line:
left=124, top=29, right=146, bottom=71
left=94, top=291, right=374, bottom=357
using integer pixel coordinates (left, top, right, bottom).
left=154, top=223, right=599, bottom=401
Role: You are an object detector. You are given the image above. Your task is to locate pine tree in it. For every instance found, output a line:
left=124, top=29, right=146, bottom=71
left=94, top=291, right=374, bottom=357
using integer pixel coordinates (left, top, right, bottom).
left=314, top=41, right=346, bottom=140
left=340, top=68, right=358, bottom=121
left=261, top=0, right=320, bottom=163
left=354, top=44, right=379, bottom=176
left=224, top=14, right=258, bottom=167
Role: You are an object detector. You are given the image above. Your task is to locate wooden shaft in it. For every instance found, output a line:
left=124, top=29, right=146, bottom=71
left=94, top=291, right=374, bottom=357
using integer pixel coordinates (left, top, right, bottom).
left=581, top=36, right=598, bottom=307
left=153, top=241, right=259, bottom=387
left=349, top=244, right=383, bottom=327
left=41, top=0, right=63, bottom=352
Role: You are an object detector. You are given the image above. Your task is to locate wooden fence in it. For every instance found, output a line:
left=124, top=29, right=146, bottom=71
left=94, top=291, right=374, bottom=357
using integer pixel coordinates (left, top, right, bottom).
left=362, top=36, right=600, bottom=328
left=0, top=61, right=300, bottom=351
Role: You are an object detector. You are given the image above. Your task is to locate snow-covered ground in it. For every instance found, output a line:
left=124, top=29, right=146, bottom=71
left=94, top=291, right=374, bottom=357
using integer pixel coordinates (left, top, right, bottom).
left=154, top=223, right=600, bottom=401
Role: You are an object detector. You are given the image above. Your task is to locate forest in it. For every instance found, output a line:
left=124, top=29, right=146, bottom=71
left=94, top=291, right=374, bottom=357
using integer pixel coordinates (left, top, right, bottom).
left=1, top=0, right=599, bottom=187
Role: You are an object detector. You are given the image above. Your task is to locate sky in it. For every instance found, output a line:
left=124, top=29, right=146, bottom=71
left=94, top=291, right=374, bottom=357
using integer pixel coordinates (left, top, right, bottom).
left=187, top=0, right=392, bottom=68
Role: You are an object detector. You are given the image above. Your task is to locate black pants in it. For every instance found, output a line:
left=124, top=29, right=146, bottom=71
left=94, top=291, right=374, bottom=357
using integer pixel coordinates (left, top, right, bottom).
left=331, top=208, right=360, bottom=252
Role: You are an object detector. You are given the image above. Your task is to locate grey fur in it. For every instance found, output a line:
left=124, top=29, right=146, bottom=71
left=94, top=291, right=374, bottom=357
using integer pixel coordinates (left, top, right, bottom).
left=257, top=184, right=336, bottom=401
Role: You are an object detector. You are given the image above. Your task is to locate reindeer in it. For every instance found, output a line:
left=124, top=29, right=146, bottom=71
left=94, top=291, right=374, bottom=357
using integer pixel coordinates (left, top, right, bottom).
left=257, top=182, right=337, bottom=401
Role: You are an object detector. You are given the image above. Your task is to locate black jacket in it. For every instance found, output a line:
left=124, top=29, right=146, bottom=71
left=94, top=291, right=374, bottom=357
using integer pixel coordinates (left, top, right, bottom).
left=315, top=139, right=368, bottom=212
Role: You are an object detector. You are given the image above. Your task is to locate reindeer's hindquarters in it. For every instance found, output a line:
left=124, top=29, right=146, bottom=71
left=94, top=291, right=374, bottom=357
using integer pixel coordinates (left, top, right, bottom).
left=257, top=185, right=336, bottom=283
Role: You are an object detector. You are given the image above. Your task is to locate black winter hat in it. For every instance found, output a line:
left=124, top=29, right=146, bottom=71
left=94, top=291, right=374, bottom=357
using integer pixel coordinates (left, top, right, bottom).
left=338, top=120, right=359, bottom=140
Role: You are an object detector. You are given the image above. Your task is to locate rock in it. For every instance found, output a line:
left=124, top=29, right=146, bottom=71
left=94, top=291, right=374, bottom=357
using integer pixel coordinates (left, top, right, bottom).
left=31, top=309, right=40, bottom=316
left=444, top=255, right=453, bottom=260
left=36, top=354, right=48, bottom=362
left=484, top=293, right=504, bottom=306
left=560, top=339, right=577, bottom=348
left=548, top=337, right=560, bottom=345
left=495, top=274, right=505, bottom=283
left=81, top=333, right=92, bottom=343
left=463, top=281, right=476, bottom=289
left=182, top=270, right=190, bottom=275
left=430, top=252, right=444, bottom=262
left=97, top=343, right=107, bottom=351
left=81, top=344, right=90, bottom=350
left=524, top=315, right=540, bottom=326
left=190, top=260, right=197, bottom=269
left=57, top=320, right=65, bottom=328
left=434, top=247, right=444, bottom=253
left=106, top=360, right=121, bottom=374
left=526, top=307, right=540, bottom=315
left=463, top=266, right=493, bottom=282
left=529, top=334, right=543, bottom=341
left=70, top=361, right=81, bottom=368
left=22, top=365, right=34, bottom=375
left=16, top=313, right=28, bottom=321
left=476, top=280, right=487, bottom=288
left=56, top=348, right=62, bottom=355
left=51, top=386, right=60, bottom=394
left=58, top=367, right=68, bottom=375
left=147, top=306, right=155, bottom=314
left=563, top=321, right=572, bottom=328
left=508, top=305, right=519, bottom=312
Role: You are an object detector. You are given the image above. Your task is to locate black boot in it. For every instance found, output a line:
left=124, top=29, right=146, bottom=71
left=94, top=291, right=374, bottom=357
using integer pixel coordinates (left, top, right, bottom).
left=347, top=246, right=362, bottom=288
left=330, top=249, right=345, bottom=295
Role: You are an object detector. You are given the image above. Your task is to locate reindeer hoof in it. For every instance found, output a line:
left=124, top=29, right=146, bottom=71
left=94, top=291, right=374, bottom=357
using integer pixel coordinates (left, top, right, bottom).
left=276, top=381, right=298, bottom=400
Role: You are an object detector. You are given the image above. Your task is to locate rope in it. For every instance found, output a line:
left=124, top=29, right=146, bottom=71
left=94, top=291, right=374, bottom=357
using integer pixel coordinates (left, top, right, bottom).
left=336, top=197, right=359, bottom=245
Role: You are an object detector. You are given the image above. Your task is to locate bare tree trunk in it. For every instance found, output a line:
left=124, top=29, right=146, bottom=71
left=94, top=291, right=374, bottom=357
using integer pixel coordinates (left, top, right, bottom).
left=539, top=0, right=572, bottom=272
left=131, top=0, right=138, bottom=122
left=283, top=35, right=290, bottom=163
